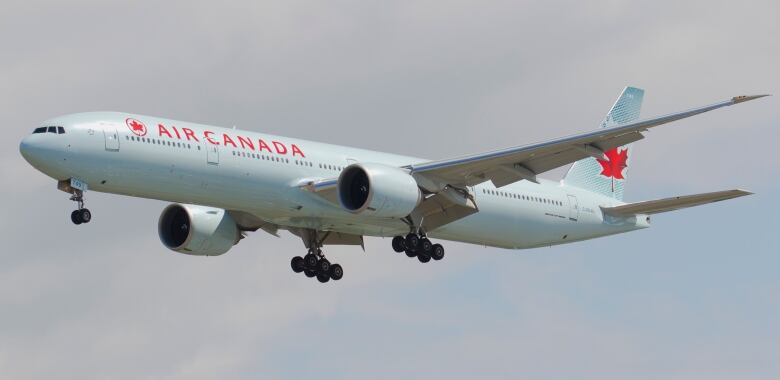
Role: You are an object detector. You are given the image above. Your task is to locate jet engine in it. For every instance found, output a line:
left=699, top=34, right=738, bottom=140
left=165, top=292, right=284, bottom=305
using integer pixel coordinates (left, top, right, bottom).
left=158, top=204, right=240, bottom=256
left=338, top=163, right=422, bottom=218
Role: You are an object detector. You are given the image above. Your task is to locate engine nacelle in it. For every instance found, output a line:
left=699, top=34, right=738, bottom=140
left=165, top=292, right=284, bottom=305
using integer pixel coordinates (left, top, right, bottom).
left=338, top=163, right=422, bottom=218
left=158, top=204, right=240, bottom=256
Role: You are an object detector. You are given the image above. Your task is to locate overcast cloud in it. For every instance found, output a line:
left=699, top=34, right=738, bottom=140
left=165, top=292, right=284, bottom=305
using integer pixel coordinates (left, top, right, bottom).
left=1, top=1, right=778, bottom=379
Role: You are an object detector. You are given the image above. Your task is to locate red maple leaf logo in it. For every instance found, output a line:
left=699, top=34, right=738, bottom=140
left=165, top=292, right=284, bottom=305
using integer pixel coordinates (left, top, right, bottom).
left=126, top=118, right=147, bottom=136
left=596, top=148, right=628, bottom=180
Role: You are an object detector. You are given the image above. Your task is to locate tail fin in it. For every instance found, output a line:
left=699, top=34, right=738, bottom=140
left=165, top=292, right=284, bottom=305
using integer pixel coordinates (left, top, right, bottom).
left=563, top=86, right=644, bottom=201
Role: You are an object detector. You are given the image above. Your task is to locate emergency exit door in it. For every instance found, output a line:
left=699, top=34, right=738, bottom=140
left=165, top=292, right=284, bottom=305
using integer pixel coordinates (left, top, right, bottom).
left=206, top=144, right=219, bottom=165
left=567, top=194, right=579, bottom=222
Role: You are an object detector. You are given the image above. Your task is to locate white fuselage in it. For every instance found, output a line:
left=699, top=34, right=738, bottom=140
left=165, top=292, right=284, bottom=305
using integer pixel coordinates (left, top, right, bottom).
left=20, top=112, right=648, bottom=250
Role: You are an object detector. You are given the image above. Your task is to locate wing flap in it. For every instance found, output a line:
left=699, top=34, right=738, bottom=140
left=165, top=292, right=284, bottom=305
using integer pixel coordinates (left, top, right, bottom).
left=601, top=189, right=753, bottom=217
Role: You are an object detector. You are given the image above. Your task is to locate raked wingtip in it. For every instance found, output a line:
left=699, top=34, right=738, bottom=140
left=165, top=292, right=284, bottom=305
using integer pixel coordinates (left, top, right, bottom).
left=732, top=94, right=770, bottom=103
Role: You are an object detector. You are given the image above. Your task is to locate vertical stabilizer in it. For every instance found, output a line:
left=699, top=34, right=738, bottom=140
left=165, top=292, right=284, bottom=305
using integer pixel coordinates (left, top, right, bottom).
left=563, top=87, right=644, bottom=201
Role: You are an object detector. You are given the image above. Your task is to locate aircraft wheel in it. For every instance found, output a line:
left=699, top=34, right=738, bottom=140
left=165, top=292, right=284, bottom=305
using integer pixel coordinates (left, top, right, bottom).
left=431, top=244, right=445, bottom=261
left=71, top=210, right=83, bottom=225
left=317, top=273, right=330, bottom=283
left=420, top=238, right=433, bottom=254
left=304, top=269, right=317, bottom=278
left=79, top=209, right=92, bottom=223
left=329, top=264, right=343, bottom=281
left=405, top=249, right=417, bottom=257
left=304, top=253, right=318, bottom=269
left=317, top=258, right=331, bottom=274
left=405, top=234, right=419, bottom=251
left=418, top=253, right=431, bottom=263
left=291, top=256, right=305, bottom=273
left=392, top=236, right=406, bottom=252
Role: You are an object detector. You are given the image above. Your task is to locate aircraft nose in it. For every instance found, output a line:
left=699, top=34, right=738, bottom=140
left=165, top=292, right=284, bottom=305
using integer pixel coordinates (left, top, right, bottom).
left=19, top=134, right=47, bottom=167
left=19, top=135, right=34, bottom=159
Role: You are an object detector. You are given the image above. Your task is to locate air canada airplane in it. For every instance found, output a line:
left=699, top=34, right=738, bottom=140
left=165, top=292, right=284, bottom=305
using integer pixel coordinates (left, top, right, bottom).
left=19, top=87, right=767, bottom=283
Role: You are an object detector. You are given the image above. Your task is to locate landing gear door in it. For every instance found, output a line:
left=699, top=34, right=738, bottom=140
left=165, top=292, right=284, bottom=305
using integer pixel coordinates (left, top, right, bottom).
left=206, top=143, right=219, bottom=165
left=567, top=194, right=579, bottom=222
left=103, top=125, right=120, bottom=151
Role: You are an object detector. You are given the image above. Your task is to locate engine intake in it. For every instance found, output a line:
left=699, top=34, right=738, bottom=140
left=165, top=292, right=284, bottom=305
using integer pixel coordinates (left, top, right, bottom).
left=338, top=163, right=422, bottom=218
left=158, top=204, right=240, bottom=256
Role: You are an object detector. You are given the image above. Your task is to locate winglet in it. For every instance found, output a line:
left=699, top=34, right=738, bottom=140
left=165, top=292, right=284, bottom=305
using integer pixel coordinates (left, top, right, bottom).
left=732, top=94, right=771, bottom=104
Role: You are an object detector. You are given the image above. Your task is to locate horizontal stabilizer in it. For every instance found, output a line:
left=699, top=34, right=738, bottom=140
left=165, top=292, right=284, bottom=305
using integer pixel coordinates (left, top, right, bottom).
left=601, top=189, right=752, bottom=217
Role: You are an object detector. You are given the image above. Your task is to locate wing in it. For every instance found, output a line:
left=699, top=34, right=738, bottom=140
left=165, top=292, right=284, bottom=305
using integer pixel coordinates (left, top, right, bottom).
left=408, top=95, right=768, bottom=190
left=601, top=189, right=752, bottom=217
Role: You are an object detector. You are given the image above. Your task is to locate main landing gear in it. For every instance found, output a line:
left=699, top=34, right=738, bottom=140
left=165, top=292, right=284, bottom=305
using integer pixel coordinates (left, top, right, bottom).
left=290, top=248, right=344, bottom=283
left=69, top=189, right=92, bottom=225
left=392, top=233, right=445, bottom=263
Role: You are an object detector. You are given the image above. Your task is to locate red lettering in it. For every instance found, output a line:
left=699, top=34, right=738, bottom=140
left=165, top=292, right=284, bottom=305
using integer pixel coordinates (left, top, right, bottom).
left=258, top=139, right=272, bottom=153
left=182, top=128, right=199, bottom=142
left=158, top=124, right=173, bottom=138
left=272, top=141, right=287, bottom=155
left=171, top=126, right=182, bottom=139
left=238, top=136, right=255, bottom=150
left=291, top=144, right=305, bottom=157
left=204, top=131, right=220, bottom=145
left=223, top=134, right=237, bottom=148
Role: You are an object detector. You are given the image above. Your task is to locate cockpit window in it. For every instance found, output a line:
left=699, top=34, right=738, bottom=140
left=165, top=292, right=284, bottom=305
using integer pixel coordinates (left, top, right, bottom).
left=33, top=126, right=64, bottom=134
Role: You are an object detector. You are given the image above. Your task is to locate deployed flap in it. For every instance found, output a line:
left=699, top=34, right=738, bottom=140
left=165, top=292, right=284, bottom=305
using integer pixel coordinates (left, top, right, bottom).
left=410, top=187, right=479, bottom=232
left=601, top=189, right=752, bottom=217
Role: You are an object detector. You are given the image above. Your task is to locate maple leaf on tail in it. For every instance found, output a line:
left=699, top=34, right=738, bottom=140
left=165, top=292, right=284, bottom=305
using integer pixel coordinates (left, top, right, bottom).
left=596, top=148, right=629, bottom=192
left=596, top=148, right=628, bottom=180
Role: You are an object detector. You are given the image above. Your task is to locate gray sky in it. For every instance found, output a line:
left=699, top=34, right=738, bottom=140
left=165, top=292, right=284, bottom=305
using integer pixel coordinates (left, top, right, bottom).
left=1, top=1, right=778, bottom=379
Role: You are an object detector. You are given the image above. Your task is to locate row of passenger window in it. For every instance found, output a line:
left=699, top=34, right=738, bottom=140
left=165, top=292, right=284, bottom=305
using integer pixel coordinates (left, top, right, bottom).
left=482, top=188, right=564, bottom=206
left=232, top=150, right=301, bottom=165
left=33, top=126, right=65, bottom=134
left=126, top=135, right=199, bottom=150
left=232, top=150, right=346, bottom=172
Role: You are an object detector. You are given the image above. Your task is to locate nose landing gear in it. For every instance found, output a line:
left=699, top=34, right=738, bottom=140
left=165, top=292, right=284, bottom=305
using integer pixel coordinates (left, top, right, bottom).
left=60, top=180, right=92, bottom=225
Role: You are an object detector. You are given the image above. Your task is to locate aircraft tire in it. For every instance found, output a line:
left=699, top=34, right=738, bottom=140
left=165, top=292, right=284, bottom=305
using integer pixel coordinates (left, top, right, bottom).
left=317, top=258, right=331, bottom=274
left=79, top=208, right=92, bottom=223
left=291, top=256, right=305, bottom=273
left=392, top=236, right=406, bottom=252
left=431, top=244, right=445, bottom=261
left=71, top=210, right=82, bottom=225
left=304, top=253, right=318, bottom=269
left=329, top=264, right=343, bottom=281
left=405, top=234, right=420, bottom=251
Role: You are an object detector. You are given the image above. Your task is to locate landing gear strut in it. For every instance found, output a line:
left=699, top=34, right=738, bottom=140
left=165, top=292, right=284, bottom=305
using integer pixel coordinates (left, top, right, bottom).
left=291, top=230, right=344, bottom=283
left=68, top=188, right=91, bottom=225
left=391, top=233, right=445, bottom=263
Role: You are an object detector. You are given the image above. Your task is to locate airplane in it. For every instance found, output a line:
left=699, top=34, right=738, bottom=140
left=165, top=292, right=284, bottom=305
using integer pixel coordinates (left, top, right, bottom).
left=19, top=87, right=767, bottom=283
